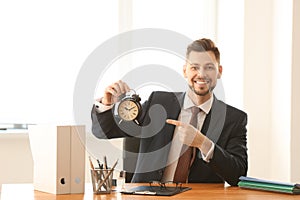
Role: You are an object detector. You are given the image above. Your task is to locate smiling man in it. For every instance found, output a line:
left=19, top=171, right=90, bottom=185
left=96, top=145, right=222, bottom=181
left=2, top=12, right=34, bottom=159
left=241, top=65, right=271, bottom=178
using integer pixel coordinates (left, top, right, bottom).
left=91, top=38, right=248, bottom=186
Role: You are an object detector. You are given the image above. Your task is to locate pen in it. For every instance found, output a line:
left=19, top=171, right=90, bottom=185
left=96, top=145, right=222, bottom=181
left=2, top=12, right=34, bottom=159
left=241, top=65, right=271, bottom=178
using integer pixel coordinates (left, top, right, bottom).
left=102, top=156, right=108, bottom=189
left=97, top=159, right=102, bottom=169
left=97, top=158, right=107, bottom=190
left=104, top=156, right=108, bottom=169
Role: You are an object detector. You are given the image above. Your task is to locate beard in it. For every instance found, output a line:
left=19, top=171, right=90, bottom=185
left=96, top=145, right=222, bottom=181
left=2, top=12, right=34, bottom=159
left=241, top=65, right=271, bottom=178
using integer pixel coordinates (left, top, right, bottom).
left=188, top=84, right=215, bottom=96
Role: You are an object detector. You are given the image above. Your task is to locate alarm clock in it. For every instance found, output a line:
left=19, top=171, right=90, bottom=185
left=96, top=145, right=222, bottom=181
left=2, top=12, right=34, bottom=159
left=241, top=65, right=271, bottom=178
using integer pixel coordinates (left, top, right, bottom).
left=117, top=91, right=142, bottom=124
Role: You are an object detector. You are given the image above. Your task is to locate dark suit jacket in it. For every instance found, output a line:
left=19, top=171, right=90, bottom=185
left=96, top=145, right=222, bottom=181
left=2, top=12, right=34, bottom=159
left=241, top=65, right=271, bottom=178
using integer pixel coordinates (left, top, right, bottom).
left=91, top=91, right=248, bottom=186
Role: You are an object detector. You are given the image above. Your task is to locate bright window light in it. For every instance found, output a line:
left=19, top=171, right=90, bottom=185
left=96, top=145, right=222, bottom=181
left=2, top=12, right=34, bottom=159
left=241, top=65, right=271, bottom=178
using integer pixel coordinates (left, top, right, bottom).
left=0, top=0, right=118, bottom=125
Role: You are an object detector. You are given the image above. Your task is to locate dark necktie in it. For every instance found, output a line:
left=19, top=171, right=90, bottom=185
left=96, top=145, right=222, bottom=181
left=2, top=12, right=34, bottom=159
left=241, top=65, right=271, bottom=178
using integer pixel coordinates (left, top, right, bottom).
left=173, top=107, right=200, bottom=183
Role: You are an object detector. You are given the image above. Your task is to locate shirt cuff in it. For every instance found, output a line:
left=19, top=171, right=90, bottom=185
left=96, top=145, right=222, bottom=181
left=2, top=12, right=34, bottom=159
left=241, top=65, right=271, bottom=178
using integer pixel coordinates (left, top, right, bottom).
left=94, top=99, right=114, bottom=113
left=200, top=139, right=215, bottom=163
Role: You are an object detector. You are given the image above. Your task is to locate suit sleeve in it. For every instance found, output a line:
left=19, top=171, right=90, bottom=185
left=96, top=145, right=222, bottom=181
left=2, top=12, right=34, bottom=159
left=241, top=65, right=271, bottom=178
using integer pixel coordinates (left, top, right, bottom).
left=208, top=111, right=248, bottom=186
left=91, top=105, right=128, bottom=139
left=91, top=92, right=154, bottom=139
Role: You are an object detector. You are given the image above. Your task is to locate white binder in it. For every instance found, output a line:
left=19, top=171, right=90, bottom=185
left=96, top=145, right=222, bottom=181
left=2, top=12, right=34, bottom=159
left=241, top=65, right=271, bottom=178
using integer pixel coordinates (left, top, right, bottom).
left=28, top=125, right=85, bottom=194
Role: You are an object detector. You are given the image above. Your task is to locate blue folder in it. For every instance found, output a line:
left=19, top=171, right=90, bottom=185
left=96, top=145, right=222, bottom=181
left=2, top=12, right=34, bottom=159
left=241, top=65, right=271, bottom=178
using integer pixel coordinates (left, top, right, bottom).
left=238, top=176, right=300, bottom=194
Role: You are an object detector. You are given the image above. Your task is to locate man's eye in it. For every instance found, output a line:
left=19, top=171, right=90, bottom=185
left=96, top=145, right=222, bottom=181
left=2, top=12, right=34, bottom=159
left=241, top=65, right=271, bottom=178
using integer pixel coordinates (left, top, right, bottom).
left=205, top=65, right=215, bottom=70
left=190, top=65, right=198, bottom=70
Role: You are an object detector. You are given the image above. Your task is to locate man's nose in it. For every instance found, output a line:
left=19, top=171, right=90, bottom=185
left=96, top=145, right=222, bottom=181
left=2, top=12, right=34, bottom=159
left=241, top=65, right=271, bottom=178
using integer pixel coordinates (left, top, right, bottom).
left=196, top=67, right=207, bottom=77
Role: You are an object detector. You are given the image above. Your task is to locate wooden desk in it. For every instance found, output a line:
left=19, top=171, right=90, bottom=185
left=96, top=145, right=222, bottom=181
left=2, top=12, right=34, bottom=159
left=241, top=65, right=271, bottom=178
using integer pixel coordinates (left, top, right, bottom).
left=1, top=183, right=299, bottom=200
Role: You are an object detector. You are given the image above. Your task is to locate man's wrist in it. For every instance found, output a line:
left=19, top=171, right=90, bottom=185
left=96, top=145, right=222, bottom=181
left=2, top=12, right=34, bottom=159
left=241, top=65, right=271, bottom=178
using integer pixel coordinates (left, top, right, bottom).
left=100, top=98, right=113, bottom=106
left=199, top=137, right=213, bottom=153
left=198, top=138, right=214, bottom=162
left=94, top=98, right=114, bottom=113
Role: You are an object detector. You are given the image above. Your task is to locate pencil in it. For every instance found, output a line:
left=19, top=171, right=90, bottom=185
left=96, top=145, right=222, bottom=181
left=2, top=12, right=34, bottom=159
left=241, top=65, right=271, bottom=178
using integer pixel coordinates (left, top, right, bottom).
left=89, top=156, right=95, bottom=170
left=89, top=156, right=99, bottom=184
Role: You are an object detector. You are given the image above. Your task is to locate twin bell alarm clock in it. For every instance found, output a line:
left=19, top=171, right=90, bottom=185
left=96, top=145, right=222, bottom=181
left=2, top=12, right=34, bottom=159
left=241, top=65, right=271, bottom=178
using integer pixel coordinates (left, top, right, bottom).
left=117, top=90, right=142, bottom=124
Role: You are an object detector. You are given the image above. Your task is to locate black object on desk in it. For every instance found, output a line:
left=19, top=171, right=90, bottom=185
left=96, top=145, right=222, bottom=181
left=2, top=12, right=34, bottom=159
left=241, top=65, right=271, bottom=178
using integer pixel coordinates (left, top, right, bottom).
left=121, top=181, right=191, bottom=196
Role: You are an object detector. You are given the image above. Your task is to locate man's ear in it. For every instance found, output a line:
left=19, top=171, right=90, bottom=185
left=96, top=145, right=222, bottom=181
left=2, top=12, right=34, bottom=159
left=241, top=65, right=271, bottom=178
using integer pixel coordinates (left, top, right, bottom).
left=217, top=65, right=223, bottom=79
left=183, top=64, right=187, bottom=78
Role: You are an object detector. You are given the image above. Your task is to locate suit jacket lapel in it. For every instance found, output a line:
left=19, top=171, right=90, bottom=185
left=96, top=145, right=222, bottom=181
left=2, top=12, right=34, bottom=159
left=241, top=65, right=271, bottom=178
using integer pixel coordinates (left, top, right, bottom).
left=174, top=92, right=185, bottom=108
left=202, top=96, right=227, bottom=144
left=198, top=97, right=227, bottom=159
left=169, top=92, right=185, bottom=120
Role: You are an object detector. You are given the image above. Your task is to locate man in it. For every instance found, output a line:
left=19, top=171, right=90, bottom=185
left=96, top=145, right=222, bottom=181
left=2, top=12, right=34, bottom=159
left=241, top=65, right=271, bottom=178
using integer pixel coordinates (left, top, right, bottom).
left=91, top=38, right=248, bottom=186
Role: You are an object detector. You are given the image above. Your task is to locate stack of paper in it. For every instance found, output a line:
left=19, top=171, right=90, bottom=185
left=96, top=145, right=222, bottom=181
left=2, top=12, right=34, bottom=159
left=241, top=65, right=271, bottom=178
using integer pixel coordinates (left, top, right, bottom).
left=238, top=176, right=300, bottom=194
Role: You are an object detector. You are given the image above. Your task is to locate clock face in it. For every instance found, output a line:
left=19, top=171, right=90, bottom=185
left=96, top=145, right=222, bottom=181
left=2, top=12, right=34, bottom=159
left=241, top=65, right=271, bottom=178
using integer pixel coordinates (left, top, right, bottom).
left=118, top=99, right=140, bottom=121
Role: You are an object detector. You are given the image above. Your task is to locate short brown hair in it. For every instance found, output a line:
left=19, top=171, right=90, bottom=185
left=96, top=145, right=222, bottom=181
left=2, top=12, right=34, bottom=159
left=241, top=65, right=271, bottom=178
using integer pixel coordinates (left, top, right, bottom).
left=186, top=38, right=220, bottom=64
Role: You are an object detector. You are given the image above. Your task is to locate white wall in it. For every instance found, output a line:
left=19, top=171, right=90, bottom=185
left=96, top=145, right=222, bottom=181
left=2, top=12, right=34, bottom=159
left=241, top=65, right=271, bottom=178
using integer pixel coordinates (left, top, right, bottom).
left=244, top=0, right=300, bottom=182
left=244, top=0, right=274, bottom=180
left=270, top=0, right=292, bottom=182
left=291, top=0, right=300, bottom=183
left=0, top=132, right=33, bottom=190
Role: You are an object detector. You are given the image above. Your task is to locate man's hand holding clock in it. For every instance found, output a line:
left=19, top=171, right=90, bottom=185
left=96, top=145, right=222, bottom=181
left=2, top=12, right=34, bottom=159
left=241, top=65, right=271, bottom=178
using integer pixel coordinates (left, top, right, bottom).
left=101, top=80, right=142, bottom=124
left=101, top=80, right=131, bottom=106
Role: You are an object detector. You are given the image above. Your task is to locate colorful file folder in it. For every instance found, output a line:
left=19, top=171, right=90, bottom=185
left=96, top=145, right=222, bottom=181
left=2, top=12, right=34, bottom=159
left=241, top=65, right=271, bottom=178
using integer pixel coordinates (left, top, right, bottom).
left=238, top=176, right=300, bottom=194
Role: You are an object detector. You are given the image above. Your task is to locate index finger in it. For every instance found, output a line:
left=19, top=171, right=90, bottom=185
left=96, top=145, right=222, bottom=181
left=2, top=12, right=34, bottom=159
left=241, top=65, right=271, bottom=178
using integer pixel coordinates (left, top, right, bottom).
left=117, top=80, right=131, bottom=94
left=166, top=119, right=182, bottom=126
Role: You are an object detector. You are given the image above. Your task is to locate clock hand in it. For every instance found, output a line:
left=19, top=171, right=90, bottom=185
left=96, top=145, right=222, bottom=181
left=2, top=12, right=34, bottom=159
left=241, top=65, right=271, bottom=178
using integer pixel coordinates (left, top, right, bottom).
left=128, top=107, right=136, bottom=111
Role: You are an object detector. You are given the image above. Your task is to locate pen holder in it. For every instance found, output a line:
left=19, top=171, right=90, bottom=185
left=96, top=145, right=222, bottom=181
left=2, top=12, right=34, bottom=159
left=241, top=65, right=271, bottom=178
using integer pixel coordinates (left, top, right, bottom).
left=90, top=169, right=114, bottom=194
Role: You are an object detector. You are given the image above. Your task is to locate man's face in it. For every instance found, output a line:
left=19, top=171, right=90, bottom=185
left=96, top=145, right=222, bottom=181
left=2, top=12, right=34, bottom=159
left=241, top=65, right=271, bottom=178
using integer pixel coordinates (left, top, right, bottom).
left=183, top=51, right=222, bottom=98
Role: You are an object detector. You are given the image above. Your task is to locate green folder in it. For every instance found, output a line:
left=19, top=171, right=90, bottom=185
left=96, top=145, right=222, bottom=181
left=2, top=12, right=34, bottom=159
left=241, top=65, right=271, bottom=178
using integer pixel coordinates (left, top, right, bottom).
left=238, top=176, right=300, bottom=194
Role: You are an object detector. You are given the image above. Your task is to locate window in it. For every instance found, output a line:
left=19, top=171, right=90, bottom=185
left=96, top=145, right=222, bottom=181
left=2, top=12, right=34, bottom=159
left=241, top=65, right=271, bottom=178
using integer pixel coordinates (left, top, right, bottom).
left=0, top=0, right=118, bottom=125
left=0, top=0, right=244, bottom=127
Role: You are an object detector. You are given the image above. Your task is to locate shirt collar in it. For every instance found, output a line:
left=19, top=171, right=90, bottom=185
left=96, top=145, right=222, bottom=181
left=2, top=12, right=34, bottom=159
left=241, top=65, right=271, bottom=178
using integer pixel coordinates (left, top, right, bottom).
left=183, top=93, right=214, bottom=114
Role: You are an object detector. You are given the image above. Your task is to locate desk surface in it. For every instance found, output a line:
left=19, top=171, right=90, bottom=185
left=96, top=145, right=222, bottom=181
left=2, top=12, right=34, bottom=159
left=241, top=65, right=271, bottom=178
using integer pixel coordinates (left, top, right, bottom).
left=1, top=183, right=299, bottom=200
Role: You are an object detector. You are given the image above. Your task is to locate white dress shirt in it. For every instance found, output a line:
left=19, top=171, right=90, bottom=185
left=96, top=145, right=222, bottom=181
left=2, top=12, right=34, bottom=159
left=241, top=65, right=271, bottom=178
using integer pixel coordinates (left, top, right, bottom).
left=162, top=94, right=215, bottom=182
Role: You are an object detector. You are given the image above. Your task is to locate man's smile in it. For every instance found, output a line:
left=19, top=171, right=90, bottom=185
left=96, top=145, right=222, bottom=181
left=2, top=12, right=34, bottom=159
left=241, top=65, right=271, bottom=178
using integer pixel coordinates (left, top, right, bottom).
left=194, top=79, right=209, bottom=87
